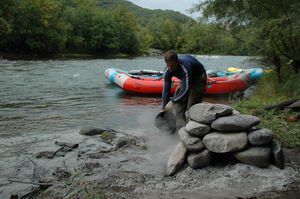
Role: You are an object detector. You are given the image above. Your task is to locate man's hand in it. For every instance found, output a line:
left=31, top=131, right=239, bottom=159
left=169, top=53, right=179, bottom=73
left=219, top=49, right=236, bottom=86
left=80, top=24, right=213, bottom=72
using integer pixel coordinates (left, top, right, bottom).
left=165, top=101, right=174, bottom=112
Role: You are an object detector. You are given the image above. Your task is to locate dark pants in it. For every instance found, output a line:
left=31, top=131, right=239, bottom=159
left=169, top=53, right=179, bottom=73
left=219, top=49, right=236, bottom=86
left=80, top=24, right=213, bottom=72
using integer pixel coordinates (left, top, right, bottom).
left=173, top=74, right=206, bottom=129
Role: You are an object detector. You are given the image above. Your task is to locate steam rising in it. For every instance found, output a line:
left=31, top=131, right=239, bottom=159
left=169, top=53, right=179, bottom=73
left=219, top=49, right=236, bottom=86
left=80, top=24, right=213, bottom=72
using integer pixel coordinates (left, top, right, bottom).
left=136, top=110, right=179, bottom=174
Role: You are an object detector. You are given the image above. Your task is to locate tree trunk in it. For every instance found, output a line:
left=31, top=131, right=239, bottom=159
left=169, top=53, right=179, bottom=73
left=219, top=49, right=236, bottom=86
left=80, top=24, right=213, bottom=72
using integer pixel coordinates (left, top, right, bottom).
left=292, top=59, right=300, bottom=73
left=272, top=55, right=282, bottom=82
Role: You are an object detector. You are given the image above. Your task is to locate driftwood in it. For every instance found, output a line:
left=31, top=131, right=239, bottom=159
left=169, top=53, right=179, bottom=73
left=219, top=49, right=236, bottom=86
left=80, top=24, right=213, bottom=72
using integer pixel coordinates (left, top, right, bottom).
left=263, top=98, right=300, bottom=111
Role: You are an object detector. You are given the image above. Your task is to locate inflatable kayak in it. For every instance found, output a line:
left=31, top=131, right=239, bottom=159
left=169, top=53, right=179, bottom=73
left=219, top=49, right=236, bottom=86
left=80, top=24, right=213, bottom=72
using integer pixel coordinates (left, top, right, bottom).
left=105, top=68, right=250, bottom=95
left=221, top=67, right=266, bottom=80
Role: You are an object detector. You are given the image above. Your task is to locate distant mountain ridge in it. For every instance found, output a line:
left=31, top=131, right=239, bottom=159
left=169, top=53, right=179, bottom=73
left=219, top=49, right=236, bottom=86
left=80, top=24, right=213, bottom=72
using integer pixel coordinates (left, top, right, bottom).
left=97, top=0, right=195, bottom=25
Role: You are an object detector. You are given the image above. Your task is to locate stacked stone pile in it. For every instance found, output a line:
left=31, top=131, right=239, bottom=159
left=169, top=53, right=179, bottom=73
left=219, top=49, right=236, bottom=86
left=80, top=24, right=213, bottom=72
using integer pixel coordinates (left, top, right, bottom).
left=166, top=103, right=284, bottom=176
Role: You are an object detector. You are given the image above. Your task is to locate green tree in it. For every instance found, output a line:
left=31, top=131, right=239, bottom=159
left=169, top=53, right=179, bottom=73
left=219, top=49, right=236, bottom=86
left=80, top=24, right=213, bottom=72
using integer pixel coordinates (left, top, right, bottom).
left=89, top=12, right=120, bottom=53
left=194, top=0, right=300, bottom=78
left=112, top=7, right=140, bottom=54
left=7, top=0, right=67, bottom=54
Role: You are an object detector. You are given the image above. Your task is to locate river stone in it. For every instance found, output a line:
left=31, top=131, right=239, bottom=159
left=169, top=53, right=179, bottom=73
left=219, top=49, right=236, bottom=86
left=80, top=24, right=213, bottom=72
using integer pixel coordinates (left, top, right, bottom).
left=187, top=149, right=213, bottom=169
left=116, top=136, right=136, bottom=148
left=271, top=139, right=284, bottom=169
left=178, top=127, right=204, bottom=152
left=79, top=127, right=106, bottom=136
left=234, top=147, right=271, bottom=168
left=248, top=128, right=274, bottom=145
left=188, top=103, right=233, bottom=124
left=211, top=115, right=260, bottom=132
left=185, top=121, right=211, bottom=137
left=203, top=132, right=248, bottom=153
left=166, top=142, right=188, bottom=176
left=54, top=141, right=79, bottom=149
left=34, top=151, right=55, bottom=159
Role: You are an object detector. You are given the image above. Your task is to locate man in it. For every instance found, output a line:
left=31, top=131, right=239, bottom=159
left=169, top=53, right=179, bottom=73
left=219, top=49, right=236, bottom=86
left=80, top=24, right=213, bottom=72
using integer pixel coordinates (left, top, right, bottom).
left=162, top=51, right=207, bottom=129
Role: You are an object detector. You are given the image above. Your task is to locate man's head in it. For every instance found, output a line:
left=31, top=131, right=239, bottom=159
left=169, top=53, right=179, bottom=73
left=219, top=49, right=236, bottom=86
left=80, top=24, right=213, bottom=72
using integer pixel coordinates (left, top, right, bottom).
left=164, top=50, right=179, bottom=72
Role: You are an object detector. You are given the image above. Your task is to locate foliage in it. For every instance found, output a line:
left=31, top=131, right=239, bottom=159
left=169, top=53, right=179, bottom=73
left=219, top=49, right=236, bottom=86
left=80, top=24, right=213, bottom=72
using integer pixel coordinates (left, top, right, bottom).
left=3, top=0, right=297, bottom=57
left=195, top=0, right=300, bottom=74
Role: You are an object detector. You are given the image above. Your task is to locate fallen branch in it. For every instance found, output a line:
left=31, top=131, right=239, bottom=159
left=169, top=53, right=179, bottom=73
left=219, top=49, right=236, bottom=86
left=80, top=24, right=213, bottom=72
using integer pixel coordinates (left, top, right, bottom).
left=263, top=98, right=300, bottom=111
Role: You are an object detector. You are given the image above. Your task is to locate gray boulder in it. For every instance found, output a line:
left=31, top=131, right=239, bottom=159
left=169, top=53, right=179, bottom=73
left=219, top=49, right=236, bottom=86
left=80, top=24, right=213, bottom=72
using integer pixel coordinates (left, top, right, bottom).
left=248, top=128, right=274, bottom=145
left=187, top=149, right=213, bottom=169
left=203, top=132, right=248, bottom=153
left=211, top=115, right=260, bottom=132
left=178, top=127, right=204, bottom=152
left=234, top=147, right=271, bottom=168
left=271, top=139, right=284, bottom=169
left=79, top=127, right=106, bottom=136
left=166, top=142, right=188, bottom=176
left=185, top=121, right=211, bottom=137
left=188, top=103, right=233, bottom=124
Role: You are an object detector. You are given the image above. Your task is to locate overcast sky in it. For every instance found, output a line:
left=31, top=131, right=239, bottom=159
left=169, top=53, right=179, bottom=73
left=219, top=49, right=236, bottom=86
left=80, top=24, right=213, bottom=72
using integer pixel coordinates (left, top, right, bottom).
left=127, top=0, right=201, bottom=17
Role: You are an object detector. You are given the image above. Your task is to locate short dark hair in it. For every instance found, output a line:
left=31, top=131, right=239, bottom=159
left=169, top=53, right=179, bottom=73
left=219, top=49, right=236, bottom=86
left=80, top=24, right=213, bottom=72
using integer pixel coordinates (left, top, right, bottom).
left=164, top=50, right=178, bottom=62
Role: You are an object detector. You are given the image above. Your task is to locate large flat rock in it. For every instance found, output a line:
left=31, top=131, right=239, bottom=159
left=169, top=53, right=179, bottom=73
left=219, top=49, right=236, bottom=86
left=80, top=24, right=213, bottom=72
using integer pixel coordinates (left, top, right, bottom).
left=203, top=132, right=248, bottom=153
left=211, top=115, right=260, bottom=132
left=188, top=103, right=233, bottom=124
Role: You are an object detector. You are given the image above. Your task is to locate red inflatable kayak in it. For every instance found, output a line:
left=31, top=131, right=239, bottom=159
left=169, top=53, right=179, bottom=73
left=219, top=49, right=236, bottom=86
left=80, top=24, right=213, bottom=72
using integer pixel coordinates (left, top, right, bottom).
left=105, top=68, right=249, bottom=95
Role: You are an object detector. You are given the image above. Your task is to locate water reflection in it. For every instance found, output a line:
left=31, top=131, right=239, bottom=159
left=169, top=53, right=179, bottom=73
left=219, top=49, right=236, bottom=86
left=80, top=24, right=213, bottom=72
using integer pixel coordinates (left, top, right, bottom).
left=118, top=92, right=230, bottom=107
left=118, top=92, right=161, bottom=106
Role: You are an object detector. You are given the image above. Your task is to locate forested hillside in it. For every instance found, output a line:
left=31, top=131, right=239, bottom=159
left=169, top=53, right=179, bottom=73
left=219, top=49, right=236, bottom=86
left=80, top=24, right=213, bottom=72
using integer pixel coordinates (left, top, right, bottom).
left=0, top=0, right=245, bottom=56
left=98, top=0, right=192, bottom=25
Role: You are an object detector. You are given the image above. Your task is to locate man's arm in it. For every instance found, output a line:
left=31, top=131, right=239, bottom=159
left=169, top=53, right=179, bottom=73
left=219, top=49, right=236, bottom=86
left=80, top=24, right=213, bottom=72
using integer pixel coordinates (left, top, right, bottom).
left=162, top=72, right=172, bottom=110
left=173, top=65, right=189, bottom=102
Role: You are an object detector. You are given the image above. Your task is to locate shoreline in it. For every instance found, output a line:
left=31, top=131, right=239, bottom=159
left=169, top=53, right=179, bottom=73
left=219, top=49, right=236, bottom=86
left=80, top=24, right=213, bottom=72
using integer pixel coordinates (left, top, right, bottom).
left=1, top=126, right=299, bottom=199
left=0, top=49, right=165, bottom=61
left=0, top=52, right=140, bottom=61
left=0, top=51, right=256, bottom=61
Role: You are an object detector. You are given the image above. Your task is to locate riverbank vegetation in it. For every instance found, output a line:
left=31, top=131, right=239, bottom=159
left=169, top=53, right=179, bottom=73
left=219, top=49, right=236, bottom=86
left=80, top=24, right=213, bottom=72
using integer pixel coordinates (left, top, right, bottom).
left=195, top=0, right=300, bottom=74
left=195, top=0, right=300, bottom=147
left=231, top=65, right=300, bottom=147
left=0, top=0, right=249, bottom=57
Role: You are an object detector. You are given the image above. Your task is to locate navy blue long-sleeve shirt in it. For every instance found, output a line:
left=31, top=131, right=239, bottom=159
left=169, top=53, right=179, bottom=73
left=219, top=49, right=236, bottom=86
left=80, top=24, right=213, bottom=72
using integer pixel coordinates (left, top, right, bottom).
left=162, top=54, right=206, bottom=109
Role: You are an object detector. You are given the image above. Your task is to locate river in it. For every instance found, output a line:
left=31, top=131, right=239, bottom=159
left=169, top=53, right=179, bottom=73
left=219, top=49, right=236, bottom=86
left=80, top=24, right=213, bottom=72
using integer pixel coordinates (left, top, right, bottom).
left=0, top=55, right=259, bottom=137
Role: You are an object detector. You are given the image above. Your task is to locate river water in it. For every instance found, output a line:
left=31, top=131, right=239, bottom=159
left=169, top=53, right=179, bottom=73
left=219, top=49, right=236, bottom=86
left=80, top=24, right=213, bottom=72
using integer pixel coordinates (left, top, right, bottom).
left=0, top=55, right=259, bottom=137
